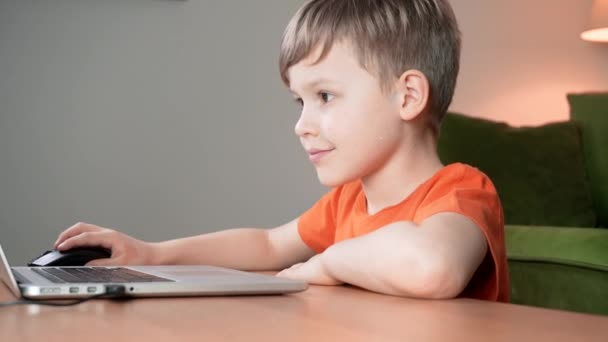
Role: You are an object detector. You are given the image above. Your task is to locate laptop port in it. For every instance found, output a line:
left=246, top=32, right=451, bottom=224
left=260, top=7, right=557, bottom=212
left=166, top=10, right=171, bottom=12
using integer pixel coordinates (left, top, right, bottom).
left=69, top=287, right=79, bottom=294
left=87, top=286, right=97, bottom=293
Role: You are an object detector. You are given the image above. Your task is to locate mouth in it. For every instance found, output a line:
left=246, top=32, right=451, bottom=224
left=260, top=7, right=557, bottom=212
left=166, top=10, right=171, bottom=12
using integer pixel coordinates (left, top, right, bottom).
left=307, top=148, right=335, bottom=163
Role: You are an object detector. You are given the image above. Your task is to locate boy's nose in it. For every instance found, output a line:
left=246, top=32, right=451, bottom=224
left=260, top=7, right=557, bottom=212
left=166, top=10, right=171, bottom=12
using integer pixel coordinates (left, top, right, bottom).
left=294, top=109, right=319, bottom=137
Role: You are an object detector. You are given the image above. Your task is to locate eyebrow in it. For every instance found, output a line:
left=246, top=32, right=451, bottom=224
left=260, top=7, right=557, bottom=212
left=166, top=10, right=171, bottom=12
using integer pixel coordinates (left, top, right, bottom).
left=289, top=78, right=339, bottom=95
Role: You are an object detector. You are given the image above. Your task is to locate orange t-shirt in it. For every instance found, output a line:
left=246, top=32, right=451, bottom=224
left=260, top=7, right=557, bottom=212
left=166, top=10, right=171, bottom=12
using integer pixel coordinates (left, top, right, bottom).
left=298, top=163, right=510, bottom=302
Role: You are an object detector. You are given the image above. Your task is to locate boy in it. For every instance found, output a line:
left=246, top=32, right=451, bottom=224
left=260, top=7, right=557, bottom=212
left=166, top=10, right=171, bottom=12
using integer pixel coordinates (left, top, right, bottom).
left=54, top=0, right=509, bottom=302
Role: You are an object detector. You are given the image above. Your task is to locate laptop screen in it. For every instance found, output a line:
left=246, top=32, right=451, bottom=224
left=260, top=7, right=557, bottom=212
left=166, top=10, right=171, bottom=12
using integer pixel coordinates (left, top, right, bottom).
left=0, top=244, right=22, bottom=298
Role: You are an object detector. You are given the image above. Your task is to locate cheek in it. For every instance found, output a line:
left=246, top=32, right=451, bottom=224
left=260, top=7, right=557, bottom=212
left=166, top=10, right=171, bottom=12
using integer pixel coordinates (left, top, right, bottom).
left=320, top=94, right=398, bottom=145
left=318, top=111, right=340, bottom=139
left=351, top=101, right=398, bottom=140
left=323, top=101, right=366, bottom=136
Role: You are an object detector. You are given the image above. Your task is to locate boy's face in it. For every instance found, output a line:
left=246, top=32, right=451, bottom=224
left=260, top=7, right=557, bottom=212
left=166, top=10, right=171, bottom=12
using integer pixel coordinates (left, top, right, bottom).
left=288, top=41, right=405, bottom=187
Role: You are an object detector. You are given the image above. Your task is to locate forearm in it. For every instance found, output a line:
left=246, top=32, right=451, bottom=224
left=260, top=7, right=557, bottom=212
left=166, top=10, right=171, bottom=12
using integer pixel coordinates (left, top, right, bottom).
left=322, top=222, right=457, bottom=298
left=152, top=228, right=279, bottom=271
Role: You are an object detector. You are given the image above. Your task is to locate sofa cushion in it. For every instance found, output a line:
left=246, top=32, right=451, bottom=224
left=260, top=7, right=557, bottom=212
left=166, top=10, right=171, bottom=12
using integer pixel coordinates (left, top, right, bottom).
left=506, top=225, right=608, bottom=315
left=438, top=113, right=596, bottom=227
left=568, top=93, right=608, bottom=227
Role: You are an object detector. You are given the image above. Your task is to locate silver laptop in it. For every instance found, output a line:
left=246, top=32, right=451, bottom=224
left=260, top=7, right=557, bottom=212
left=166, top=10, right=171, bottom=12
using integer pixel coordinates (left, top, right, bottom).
left=0, top=244, right=307, bottom=299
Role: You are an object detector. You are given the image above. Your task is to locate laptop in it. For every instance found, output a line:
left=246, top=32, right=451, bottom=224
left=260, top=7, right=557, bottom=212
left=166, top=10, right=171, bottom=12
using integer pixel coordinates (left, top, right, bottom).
left=0, top=244, right=307, bottom=299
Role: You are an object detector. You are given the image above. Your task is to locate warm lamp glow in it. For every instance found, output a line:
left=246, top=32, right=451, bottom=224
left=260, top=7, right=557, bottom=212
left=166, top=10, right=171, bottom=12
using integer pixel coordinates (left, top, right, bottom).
left=581, top=0, right=608, bottom=42
left=581, top=28, right=608, bottom=42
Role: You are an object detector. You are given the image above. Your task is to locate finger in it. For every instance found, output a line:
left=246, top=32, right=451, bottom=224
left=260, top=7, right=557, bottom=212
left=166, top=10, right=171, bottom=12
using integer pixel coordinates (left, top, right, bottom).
left=278, top=264, right=307, bottom=279
left=57, top=231, right=115, bottom=252
left=276, top=265, right=297, bottom=278
left=277, top=263, right=301, bottom=275
left=278, top=269, right=306, bottom=281
left=54, top=222, right=103, bottom=248
left=276, top=269, right=291, bottom=278
left=288, top=263, right=304, bottom=270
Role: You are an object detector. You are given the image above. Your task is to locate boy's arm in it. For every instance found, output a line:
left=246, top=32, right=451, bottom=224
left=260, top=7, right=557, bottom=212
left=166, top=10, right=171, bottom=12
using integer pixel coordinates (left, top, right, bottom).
left=280, top=213, right=487, bottom=299
left=55, top=219, right=314, bottom=270
left=156, top=218, right=316, bottom=271
left=323, top=213, right=487, bottom=298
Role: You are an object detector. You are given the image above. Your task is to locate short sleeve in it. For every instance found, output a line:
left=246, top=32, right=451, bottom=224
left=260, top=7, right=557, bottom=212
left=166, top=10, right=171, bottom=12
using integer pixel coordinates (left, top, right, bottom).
left=298, top=186, right=343, bottom=253
left=414, top=171, right=503, bottom=237
left=413, top=166, right=508, bottom=302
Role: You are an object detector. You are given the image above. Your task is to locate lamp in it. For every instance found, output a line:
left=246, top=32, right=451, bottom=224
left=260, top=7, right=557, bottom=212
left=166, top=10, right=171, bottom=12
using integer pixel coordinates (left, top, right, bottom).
left=581, top=0, right=608, bottom=42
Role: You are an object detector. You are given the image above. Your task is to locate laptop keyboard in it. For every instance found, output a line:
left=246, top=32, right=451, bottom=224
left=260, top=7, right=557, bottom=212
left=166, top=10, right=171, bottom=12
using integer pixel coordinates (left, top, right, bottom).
left=11, top=269, right=30, bottom=284
left=29, top=267, right=173, bottom=284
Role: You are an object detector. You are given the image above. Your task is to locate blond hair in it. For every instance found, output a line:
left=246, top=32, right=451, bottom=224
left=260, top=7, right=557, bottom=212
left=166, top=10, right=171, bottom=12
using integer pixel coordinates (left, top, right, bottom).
left=279, top=0, right=461, bottom=132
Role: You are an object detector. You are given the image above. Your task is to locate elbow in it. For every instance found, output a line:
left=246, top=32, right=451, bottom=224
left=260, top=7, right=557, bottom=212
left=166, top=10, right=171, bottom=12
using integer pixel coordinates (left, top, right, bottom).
left=418, top=264, right=466, bottom=299
left=389, top=257, right=467, bottom=299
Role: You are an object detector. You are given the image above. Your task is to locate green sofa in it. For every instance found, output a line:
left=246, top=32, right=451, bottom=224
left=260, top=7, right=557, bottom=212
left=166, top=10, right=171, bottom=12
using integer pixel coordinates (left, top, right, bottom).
left=438, top=93, right=608, bottom=315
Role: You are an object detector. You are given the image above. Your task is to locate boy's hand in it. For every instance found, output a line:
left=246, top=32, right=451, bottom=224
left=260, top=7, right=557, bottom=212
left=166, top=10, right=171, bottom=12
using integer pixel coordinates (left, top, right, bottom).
left=276, top=254, right=343, bottom=286
left=53, top=222, right=158, bottom=266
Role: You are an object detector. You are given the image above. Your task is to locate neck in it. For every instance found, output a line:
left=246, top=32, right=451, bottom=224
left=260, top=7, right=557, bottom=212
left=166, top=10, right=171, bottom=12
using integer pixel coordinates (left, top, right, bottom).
left=361, top=128, right=443, bottom=215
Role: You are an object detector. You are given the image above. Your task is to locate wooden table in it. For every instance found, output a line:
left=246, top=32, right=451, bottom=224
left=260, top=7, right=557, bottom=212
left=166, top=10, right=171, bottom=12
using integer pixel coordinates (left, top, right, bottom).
left=1, top=280, right=607, bottom=341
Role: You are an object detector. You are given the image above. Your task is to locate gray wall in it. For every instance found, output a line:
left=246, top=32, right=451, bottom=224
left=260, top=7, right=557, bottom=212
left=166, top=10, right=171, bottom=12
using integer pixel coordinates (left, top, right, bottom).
left=2, top=0, right=607, bottom=264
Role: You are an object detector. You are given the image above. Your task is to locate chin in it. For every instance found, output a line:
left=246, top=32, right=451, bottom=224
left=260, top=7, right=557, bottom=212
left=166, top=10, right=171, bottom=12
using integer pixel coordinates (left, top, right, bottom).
left=316, top=169, right=357, bottom=188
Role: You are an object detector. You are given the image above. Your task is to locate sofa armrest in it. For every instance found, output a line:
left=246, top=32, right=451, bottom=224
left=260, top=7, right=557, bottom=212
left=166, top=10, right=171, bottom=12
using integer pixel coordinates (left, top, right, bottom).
left=505, top=225, right=608, bottom=315
left=506, top=225, right=608, bottom=267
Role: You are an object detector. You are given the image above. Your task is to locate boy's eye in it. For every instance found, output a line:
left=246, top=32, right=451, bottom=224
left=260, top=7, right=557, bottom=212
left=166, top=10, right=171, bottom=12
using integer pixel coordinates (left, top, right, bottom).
left=319, top=92, right=334, bottom=103
left=294, top=98, right=304, bottom=107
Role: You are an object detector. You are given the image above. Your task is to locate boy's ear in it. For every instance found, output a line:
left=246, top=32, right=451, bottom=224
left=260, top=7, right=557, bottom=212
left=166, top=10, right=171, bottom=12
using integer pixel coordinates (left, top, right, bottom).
left=394, top=69, right=430, bottom=121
